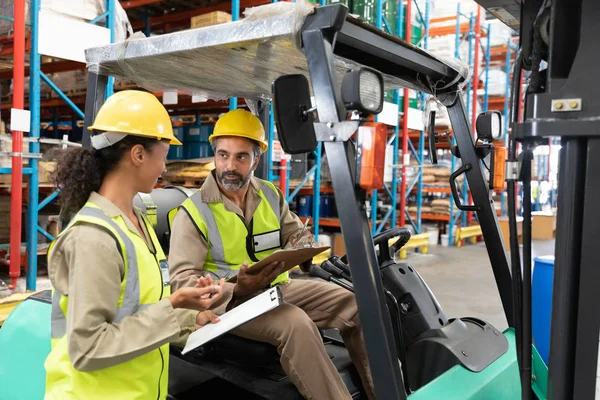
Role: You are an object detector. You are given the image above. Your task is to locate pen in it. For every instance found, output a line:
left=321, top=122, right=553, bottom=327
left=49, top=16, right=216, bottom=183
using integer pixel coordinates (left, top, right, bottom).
left=298, top=217, right=311, bottom=242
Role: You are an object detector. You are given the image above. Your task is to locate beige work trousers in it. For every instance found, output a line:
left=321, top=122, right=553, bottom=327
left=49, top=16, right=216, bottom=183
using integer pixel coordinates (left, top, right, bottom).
left=231, top=279, right=376, bottom=400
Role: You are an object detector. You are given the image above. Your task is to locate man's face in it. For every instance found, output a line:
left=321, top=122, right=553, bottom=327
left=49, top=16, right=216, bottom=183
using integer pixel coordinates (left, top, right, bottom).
left=214, top=137, right=259, bottom=191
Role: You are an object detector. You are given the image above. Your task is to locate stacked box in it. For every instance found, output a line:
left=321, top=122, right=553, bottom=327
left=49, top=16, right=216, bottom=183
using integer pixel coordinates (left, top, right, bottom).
left=50, top=70, right=87, bottom=97
left=191, top=11, right=232, bottom=29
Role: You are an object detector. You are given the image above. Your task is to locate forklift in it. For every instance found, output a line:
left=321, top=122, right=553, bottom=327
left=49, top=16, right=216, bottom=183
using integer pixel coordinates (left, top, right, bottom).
left=0, top=0, right=593, bottom=399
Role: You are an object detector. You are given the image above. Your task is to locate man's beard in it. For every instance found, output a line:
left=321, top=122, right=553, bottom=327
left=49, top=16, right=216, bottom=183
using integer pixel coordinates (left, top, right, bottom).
left=217, top=169, right=251, bottom=191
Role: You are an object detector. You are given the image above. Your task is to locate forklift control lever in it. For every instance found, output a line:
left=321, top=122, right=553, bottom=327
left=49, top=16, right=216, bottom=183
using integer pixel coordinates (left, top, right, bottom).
left=309, top=264, right=355, bottom=293
left=322, top=260, right=352, bottom=281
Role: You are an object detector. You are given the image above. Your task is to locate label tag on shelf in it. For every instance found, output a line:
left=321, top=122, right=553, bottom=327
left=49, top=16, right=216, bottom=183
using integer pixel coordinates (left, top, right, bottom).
left=11, top=108, right=31, bottom=133
left=162, top=91, right=178, bottom=105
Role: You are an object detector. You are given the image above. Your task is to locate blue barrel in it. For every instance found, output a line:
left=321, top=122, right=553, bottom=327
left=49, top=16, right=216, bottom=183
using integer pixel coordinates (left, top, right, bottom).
left=320, top=196, right=333, bottom=217
left=184, top=125, right=214, bottom=142
left=532, top=255, right=555, bottom=365
left=297, top=195, right=312, bottom=217
left=200, top=125, right=214, bottom=141
left=184, top=142, right=214, bottom=159
left=184, top=142, right=201, bottom=159
left=167, top=145, right=184, bottom=160
left=184, top=126, right=202, bottom=142
left=173, top=126, right=185, bottom=143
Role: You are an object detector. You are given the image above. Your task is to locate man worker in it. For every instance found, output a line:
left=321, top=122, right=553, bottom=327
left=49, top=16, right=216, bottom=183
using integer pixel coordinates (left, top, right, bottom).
left=168, top=109, right=376, bottom=400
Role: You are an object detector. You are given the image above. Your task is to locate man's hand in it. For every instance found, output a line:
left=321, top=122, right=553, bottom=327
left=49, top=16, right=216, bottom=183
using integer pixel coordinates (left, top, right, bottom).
left=233, top=261, right=284, bottom=298
left=196, top=310, right=220, bottom=329
left=287, top=232, right=317, bottom=249
left=169, top=277, right=225, bottom=311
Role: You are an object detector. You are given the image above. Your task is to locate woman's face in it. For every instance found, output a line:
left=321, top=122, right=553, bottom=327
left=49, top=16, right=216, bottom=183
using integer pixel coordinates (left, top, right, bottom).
left=130, top=141, right=170, bottom=193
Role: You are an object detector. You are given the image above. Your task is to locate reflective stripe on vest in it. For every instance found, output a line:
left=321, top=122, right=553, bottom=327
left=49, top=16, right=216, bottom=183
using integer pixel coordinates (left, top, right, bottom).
left=50, top=206, right=140, bottom=340
left=138, top=192, right=158, bottom=229
left=185, top=182, right=283, bottom=280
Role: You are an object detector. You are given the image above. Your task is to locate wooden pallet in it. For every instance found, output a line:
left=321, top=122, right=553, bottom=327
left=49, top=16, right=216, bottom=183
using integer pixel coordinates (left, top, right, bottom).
left=164, top=178, right=206, bottom=188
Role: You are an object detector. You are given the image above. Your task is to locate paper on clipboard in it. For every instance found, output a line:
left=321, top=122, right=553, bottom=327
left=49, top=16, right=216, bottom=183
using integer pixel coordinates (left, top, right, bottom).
left=182, top=286, right=283, bottom=354
left=227, top=246, right=331, bottom=283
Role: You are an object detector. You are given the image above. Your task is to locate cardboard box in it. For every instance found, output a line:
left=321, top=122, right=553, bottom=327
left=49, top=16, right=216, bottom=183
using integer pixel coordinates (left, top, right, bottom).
left=191, top=11, right=232, bottom=29
left=38, top=161, right=56, bottom=183
left=333, top=233, right=346, bottom=257
left=532, top=211, right=556, bottom=240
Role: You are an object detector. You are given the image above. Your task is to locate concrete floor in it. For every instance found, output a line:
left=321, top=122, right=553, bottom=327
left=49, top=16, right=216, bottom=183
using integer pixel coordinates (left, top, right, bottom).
left=0, top=261, right=52, bottom=300
left=404, top=239, right=555, bottom=332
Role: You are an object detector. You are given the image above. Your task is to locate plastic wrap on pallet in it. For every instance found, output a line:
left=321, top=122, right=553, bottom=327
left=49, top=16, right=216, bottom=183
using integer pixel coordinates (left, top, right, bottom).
left=0, top=0, right=131, bottom=42
left=85, top=1, right=469, bottom=101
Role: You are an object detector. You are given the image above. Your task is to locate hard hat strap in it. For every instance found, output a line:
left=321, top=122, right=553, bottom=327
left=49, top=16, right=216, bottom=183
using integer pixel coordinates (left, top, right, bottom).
left=91, top=132, right=128, bottom=150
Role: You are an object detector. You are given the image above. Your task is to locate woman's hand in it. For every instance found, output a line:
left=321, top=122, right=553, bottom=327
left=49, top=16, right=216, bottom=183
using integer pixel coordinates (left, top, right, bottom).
left=169, top=276, right=226, bottom=311
left=196, top=310, right=220, bottom=329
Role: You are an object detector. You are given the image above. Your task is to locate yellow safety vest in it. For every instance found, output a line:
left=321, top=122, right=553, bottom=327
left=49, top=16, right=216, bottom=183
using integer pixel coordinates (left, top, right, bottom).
left=44, top=202, right=171, bottom=400
left=170, top=180, right=289, bottom=285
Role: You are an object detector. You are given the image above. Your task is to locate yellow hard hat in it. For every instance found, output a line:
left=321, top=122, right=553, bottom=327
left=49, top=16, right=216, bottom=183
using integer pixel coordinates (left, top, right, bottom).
left=209, top=109, right=268, bottom=152
left=88, top=90, right=182, bottom=146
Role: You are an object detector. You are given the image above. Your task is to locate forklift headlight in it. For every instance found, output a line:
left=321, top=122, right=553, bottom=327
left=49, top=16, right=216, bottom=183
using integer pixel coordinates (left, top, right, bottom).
left=476, top=110, right=503, bottom=141
left=342, top=67, right=384, bottom=115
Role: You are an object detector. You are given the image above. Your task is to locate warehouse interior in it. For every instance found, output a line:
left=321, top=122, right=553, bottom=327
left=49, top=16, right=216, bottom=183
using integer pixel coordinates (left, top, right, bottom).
left=0, top=0, right=585, bottom=399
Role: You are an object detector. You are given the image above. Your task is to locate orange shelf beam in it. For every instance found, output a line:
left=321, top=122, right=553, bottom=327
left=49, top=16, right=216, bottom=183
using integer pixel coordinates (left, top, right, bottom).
left=299, top=217, right=341, bottom=228
left=289, top=186, right=335, bottom=196
left=409, top=213, right=450, bottom=222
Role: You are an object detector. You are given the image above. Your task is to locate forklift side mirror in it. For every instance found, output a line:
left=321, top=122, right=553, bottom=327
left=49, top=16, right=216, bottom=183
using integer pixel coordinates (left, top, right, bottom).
left=272, top=74, right=318, bottom=154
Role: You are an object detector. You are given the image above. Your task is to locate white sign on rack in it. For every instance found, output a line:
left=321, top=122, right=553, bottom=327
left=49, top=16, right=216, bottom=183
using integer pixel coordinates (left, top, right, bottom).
left=38, top=10, right=110, bottom=64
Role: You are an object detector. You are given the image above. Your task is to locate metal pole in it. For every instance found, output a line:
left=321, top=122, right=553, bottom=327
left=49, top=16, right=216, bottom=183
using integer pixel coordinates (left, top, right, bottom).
left=462, top=13, right=474, bottom=228
left=448, top=2, right=460, bottom=245
left=372, top=0, right=383, bottom=235
left=472, top=6, right=481, bottom=132
left=230, top=0, right=240, bottom=110
left=9, top=0, right=26, bottom=290
left=483, top=23, right=491, bottom=111
left=26, top=0, right=41, bottom=291
left=399, top=0, right=411, bottom=227
left=313, top=145, right=321, bottom=242
left=279, top=159, right=287, bottom=193
left=390, top=0, right=403, bottom=229
left=268, top=101, right=275, bottom=182
left=106, top=0, right=115, bottom=97
left=416, top=0, right=429, bottom=234
left=500, top=38, right=512, bottom=216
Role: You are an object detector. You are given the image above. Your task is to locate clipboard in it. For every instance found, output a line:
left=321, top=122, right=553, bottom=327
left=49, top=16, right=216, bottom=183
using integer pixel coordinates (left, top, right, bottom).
left=182, top=286, right=283, bottom=354
left=227, top=246, right=331, bottom=283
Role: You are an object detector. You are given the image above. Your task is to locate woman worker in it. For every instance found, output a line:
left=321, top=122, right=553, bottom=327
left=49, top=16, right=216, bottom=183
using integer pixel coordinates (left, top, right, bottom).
left=44, top=90, right=223, bottom=400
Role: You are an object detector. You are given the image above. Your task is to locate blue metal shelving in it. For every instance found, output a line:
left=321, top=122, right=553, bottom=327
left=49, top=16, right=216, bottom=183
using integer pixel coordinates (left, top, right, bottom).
left=3, top=0, right=116, bottom=290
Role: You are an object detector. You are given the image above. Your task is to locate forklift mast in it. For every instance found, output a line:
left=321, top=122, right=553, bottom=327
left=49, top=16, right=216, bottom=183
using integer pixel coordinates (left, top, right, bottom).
left=502, top=0, right=600, bottom=398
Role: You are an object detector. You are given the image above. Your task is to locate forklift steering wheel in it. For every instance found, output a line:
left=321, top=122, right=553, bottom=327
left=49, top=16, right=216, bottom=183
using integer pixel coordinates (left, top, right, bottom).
left=372, top=227, right=412, bottom=264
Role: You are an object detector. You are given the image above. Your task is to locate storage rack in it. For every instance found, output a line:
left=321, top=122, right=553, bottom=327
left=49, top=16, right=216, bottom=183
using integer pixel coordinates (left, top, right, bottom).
left=0, top=0, right=525, bottom=290
left=0, top=0, right=116, bottom=290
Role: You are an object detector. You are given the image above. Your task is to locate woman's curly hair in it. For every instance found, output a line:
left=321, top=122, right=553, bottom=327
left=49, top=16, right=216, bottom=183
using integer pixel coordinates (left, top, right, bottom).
left=51, top=135, right=159, bottom=218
